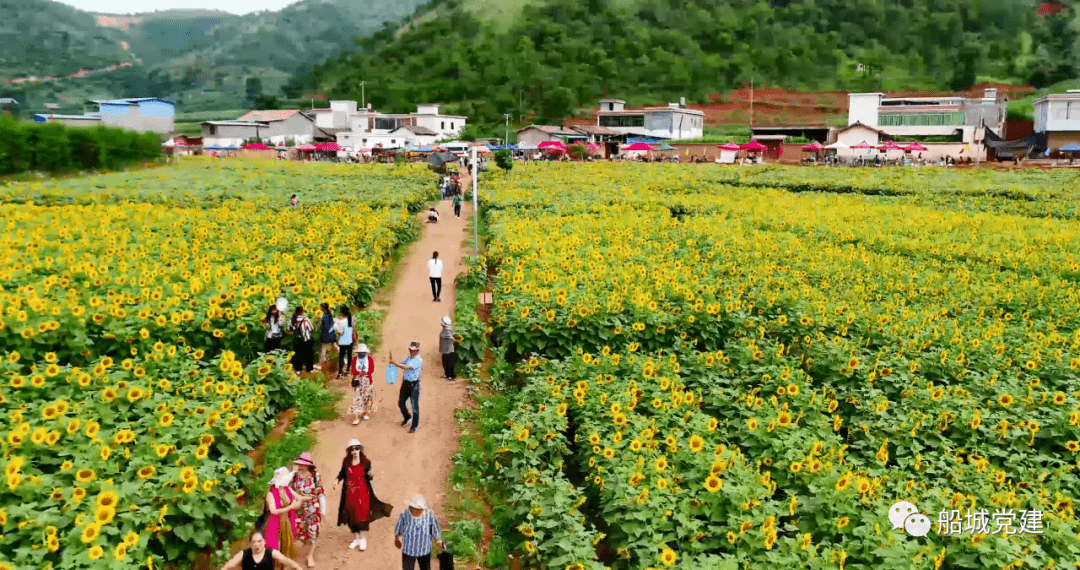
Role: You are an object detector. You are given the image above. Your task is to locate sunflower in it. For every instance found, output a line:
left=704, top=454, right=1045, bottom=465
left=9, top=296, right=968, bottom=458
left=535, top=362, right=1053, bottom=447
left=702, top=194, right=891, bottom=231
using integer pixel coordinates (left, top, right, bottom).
left=688, top=435, right=705, bottom=452
left=75, top=469, right=95, bottom=483
left=80, top=522, right=102, bottom=543
left=137, top=466, right=157, bottom=479
left=96, top=490, right=119, bottom=509
left=88, top=545, right=104, bottom=560
left=704, top=476, right=723, bottom=492
left=998, top=394, right=1014, bottom=407
left=659, top=548, right=677, bottom=567
left=836, top=474, right=852, bottom=491
left=837, top=516, right=850, bottom=529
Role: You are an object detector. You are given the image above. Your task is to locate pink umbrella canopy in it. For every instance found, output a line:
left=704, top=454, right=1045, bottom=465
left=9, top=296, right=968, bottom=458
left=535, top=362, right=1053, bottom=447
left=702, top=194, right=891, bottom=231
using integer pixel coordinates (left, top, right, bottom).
left=851, top=140, right=876, bottom=149
left=538, top=140, right=567, bottom=149
left=802, top=142, right=825, bottom=151
left=296, top=144, right=318, bottom=151
left=740, top=140, right=767, bottom=151
left=242, top=142, right=271, bottom=150
left=903, top=142, right=928, bottom=151
left=879, top=141, right=903, bottom=151
left=717, top=141, right=742, bottom=151
left=586, top=143, right=602, bottom=151
left=316, top=142, right=342, bottom=151
left=623, top=142, right=655, bottom=151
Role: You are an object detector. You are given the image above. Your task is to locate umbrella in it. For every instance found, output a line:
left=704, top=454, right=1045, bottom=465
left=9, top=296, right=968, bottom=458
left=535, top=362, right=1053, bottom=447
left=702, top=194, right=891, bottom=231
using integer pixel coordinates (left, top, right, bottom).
left=879, top=141, right=903, bottom=151
left=316, top=142, right=342, bottom=151
left=538, top=140, right=567, bottom=149
left=242, top=142, right=271, bottom=150
left=740, top=140, right=767, bottom=152
left=824, top=141, right=849, bottom=149
left=427, top=152, right=457, bottom=167
left=296, top=144, right=318, bottom=151
left=802, top=142, right=825, bottom=152
left=274, top=145, right=289, bottom=151
left=1059, top=142, right=1080, bottom=153
left=903, top=142, right=928, bottom=152
left=718, top=141, right=742, bottom=152
left=623, top=142, right=655, bottom=151
left=655, top=143, right=676, bottom=151
left=851, top=141, right=876, bottom=149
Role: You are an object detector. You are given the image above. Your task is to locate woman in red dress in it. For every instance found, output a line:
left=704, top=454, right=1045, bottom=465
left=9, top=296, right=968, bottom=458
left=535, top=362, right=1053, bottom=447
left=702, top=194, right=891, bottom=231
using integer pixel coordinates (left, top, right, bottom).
left=332, top=439, right=391, bottom=551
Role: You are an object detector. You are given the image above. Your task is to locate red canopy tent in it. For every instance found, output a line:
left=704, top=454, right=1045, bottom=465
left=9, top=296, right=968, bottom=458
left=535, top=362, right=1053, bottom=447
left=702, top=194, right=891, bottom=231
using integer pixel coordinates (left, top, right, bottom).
left=296, top=144, right=318, bottom=151
left=802, top=142, right=825, bottom=152
left=623, top=142, right=655, bottom=151
left=903, top=142, right=928, bottom=152
left=879, top=141, right=903, bottom=151
left=316, top=142, right=342, bottom=151
left=242, top=142, right=271, bottom=150
left=538, top=140, right=567, bottom=149
left=851, top=140, right=876, bottom=149
left=717, top=141, right=742, bottom=152
left=740, top=140, right=767, bottom=152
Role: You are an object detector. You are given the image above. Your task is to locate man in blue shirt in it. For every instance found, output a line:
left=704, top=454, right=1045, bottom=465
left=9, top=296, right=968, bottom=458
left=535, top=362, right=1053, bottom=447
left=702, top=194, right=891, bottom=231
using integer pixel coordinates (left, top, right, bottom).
left=390, top=341, right=423, bottom=433
left=394, top=494, right=443, bottom=570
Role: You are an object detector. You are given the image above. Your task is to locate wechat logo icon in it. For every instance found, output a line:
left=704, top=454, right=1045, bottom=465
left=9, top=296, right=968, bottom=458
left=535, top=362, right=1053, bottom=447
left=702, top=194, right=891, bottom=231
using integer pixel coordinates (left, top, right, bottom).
left=889, top=501, right=931, bottom=537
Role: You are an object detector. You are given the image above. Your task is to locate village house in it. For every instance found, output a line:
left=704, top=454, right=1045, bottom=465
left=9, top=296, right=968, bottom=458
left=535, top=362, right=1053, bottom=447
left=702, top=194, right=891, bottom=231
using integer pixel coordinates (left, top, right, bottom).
left=594, top=98, right=704, bottom=140
left=33, top=98, right=175, bottom=133
left=318, top=101, right=467, bottom=150
left=200, top=120, right=270, bottom=148
left=235, top=109, right=317, bottom=145
left=1033, top=90, right=1080, bottom=151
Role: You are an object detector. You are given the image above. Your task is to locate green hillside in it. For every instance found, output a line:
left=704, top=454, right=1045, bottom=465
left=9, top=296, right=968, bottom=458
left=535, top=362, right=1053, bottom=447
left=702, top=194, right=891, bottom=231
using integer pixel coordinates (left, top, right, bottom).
left=0, top=0, right=431, bottom=115
left=294, top=0, right=1079, bottom=133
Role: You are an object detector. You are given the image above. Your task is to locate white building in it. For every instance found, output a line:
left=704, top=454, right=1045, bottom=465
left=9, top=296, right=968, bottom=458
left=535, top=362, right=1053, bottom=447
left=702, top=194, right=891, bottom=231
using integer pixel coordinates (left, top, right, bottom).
left=595, top=98, right=704, bottom=140
left=322, top=101, right=466, bottom=150
left=1034, top=90, right=1080, bottom=150
left=846, top=89, right=1007, bottom=159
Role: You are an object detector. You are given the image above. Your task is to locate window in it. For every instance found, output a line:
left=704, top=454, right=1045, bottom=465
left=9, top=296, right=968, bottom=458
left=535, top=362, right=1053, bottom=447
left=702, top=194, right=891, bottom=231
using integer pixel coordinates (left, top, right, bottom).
left=599, top=114, right=645, bottom=128
left=391, top=139, right=396, bottom=145
left=1069, top=101, right=1080, bottom=121
left=375, top=118, right=401, bottom=130
left=208, top=125, right=217, bottom=135
left=362, top=139, right=367, bottom=144
left=451, top=122, right=454, bottom=129
left=441, top=121, right=445, bottom=130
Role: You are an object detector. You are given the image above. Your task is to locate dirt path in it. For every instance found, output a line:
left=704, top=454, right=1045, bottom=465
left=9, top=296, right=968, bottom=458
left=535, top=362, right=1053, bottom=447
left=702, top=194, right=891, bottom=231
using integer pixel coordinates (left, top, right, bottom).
left=305, top=190, right=473, bottom=569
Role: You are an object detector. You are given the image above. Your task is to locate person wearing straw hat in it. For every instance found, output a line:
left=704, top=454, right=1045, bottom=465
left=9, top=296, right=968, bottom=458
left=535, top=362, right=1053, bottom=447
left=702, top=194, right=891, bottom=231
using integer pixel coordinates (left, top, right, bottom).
left=333, top=439, right=392, bottom=551
left=438, top=317, right=456, bottom=381
left=260, top=467, right=301, bottom=561
left=394, top=493, right=444, bottom=570
left=349, top=343, right=377, bottom=424
left=389, top=341, right=423, bottom=433
left=289, top=453, right=326, bottom=567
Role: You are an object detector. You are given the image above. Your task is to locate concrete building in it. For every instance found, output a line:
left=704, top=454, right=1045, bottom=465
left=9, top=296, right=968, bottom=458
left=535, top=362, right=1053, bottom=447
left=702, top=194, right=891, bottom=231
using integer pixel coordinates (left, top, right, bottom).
left=33, top=98, right=175, bottom=133
left=516, top=125, right=587, bottom=148
left=322, top=101, right=467, bottom=150
left=595, top=98, right=704, bottom=140
left=1034, top=90, right=1080, bottom=150
left=200, top=121, right=270, bottom=148
left=236, top=109, right=316, bottom=145
left=846, top=89, right=1007, bottom=159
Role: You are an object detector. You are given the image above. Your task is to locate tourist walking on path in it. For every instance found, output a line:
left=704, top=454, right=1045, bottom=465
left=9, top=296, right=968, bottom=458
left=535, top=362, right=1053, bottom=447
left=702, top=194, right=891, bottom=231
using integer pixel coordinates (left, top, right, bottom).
left=317, top=303, right=335, bottom=370
left=289, top=453, right=326, bottom=568
left=289, top=307, right=315, bottom=375
left=390, top=342, right=423, bottom=433
left=452, top=193, right=461, bottom=218
left=333, top=439, right=392, bottom=552
left=263, top=304, right=286, bottom=353
left=438, top=317, right=455, bottom=381
left=349, top=344, right=376, bottom=424
left=336, top=307, right=355, bottom=379
left=427, top=252, right=443, bottom=302
left=393, top=494, right=444, bottom=570
left=218, top=531, right=303, bottom=570
left=262, top=467, right=301, bottom=561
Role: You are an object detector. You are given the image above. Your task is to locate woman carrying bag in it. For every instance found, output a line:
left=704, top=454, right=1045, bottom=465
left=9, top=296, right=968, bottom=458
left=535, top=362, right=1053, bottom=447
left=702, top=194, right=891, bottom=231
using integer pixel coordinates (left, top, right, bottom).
left=258, top=467, right=301, bottom=561
left=349, top=344, right=376, bottom=424
left=289, top=453, right=326, bottom=568
left=289, top=307, right=315, bottom=375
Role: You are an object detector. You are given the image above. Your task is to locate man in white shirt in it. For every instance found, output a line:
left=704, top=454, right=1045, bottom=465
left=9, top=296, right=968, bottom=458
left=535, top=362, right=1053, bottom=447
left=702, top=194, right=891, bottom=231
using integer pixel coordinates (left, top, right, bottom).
left=427, top=251, right=444, bottom=302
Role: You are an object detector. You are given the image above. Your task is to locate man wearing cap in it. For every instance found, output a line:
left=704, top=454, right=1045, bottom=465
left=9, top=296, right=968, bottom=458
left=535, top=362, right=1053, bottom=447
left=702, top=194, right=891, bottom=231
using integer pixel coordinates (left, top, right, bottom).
left=439, top=316, right=456, bottom=381
left=389, top=342, right=423, bottom=433
left=394, top=494, right=444, bottom=570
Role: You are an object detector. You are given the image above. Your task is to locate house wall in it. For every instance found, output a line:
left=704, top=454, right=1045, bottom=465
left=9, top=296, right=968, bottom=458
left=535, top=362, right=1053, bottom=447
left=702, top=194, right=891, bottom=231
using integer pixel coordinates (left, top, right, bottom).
left=517, top=128, right=560, bottom=148
left=598, top=110, right=703, bottom=140
left=202, top=124, right=261, bottom=148
left=836, top=125, right=882, bottom=146
left=1048, top=132, right=1080, bottom=150
left=413, top=115, right=465, bottom=138
left=848, top=93, right=883, bottom=126
left=52, top=117, right=102, bottom=128
left=1036, top=99, right=1080, bottom=132
left=262, top=114, right=314, bottom=145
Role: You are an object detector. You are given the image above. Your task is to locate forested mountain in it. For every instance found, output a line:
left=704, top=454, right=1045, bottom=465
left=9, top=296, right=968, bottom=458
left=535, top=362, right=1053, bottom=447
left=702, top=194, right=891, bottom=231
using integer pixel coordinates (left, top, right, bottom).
left=0, top=0, right=430, bottom=113
left=292, top=0, right=1079, bottom=128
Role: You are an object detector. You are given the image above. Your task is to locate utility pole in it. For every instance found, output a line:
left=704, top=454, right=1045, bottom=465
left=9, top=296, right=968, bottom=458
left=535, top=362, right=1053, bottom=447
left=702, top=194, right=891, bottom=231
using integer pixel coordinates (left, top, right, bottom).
left=472, top=146, right=479, bottom=255
left=360, top=81, right=366, bottom=109
left=503, top=113, right=512, bottom=146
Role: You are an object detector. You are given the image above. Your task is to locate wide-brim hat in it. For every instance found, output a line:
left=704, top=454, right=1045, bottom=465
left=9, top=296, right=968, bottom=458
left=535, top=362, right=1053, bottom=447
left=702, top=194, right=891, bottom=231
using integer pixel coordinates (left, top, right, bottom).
left=408, top=341, right=420, bottom=351
left=357, top=343, right=369, bottom=354
left=405, top=493, right=427, bottom=509
left=441, top=317, right=451, bottom=326
left=347, top=439, right=362, bottom=449
left=271, top=467, right=294, bottom=487
left=293, top=452, right=315, bottom=468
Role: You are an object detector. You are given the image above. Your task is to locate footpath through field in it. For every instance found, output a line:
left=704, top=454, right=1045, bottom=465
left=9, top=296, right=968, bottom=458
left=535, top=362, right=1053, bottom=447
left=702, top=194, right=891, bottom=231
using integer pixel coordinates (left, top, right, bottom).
left=308, top=185, right=473, bottom=569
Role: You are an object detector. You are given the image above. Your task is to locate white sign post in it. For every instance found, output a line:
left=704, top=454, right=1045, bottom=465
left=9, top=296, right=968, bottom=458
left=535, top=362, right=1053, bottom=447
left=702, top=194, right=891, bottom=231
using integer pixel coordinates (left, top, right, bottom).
left=472, top=146, right=479, bottom=256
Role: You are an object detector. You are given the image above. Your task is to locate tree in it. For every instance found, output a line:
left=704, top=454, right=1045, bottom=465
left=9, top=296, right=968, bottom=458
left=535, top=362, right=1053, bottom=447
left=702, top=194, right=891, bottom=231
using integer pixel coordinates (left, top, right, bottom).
left=494, top=149, right=513, bottom=175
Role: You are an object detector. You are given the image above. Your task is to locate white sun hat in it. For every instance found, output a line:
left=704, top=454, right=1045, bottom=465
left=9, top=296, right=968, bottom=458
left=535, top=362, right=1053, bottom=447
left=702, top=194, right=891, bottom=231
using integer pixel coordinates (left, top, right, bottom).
left=347, top=439, right=362, bottom=449
left=356, top=344, right=370, bottom=354
left=270, top=466, right=294, bottom=487
left=441, top=316, right=451, bottom=326
left=404, top=493, right=427, bottom=510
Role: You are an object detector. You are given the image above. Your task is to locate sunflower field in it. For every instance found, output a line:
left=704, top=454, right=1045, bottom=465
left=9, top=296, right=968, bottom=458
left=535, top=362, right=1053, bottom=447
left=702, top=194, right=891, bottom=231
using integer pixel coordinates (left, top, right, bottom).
left=0, top=159, right=431, bottom=570
left=470, top=163, right=1080, bottom=570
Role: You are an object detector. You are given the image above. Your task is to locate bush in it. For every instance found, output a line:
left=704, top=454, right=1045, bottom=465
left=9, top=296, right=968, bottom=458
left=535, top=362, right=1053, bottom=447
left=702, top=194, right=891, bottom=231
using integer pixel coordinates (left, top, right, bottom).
left=0, top=115, right=161, bottom=175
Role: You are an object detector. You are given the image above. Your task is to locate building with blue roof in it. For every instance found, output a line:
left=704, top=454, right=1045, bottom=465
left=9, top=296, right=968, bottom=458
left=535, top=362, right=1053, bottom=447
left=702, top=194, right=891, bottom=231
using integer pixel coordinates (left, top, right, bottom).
left=33, top=98, right=174, bottom=133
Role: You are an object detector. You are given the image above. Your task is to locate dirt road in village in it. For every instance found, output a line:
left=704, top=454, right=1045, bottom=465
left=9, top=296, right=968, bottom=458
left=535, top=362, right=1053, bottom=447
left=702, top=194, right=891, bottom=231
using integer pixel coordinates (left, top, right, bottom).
left=307, top=187, right=474, bottom=569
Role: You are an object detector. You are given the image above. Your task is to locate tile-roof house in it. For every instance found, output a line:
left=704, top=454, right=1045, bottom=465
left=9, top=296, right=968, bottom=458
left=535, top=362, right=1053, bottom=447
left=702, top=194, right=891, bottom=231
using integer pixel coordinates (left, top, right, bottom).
left=516, top=125, right=588, bottom=147
left=236, top=109, right=316, bottom=145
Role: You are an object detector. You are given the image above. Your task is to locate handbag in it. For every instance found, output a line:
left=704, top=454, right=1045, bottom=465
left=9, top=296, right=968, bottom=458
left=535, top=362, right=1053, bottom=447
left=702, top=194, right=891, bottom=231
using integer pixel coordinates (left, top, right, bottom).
left=319, top=494, right=327, bottom=517
left=437, top=548, right=454, bottom=570
left=385, top=364, right=398, bottom=385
